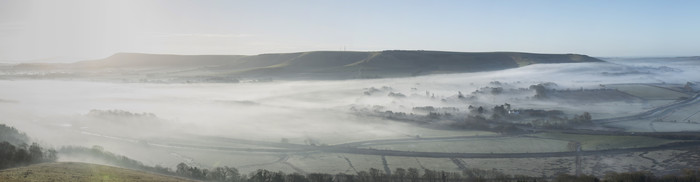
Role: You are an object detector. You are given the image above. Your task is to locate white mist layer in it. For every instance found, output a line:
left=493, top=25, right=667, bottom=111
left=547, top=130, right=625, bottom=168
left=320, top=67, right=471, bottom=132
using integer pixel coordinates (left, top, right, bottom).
left=0, top=59, right=697, bottom=168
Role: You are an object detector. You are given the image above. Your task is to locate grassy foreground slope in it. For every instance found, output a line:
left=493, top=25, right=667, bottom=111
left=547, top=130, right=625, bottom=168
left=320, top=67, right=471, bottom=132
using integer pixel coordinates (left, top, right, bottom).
left=0, top=162, right=194, bottom=182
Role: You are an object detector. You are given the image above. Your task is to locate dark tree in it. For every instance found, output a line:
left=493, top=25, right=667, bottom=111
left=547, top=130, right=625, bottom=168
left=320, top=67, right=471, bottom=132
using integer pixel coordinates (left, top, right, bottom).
left=176, top=163, right=189, bottom=177
left=287, top=173, right=309, bottom=182
left=0, top=141, right=16, bottom=169
left=368, top=168, right=384, bottom=182
left=28, top=143, right=43, bottom=163
left=582, top=112, right=592, bottom=121
left=0, top=124, right=30, bottom=146
left=208, top=167, right=227, bottom=181
left=530, top=84, right=548, bottom=99
left=394, top=168, right=407, bottom=182
left=491, top=87, right=503, bottom=95
left=356, top=171, right=371, bottom=182
left=307, top=173, right=332, bottom=182
left=422, top=169, right=438, bottom=182
left=407, top=168, right=420, bottom=182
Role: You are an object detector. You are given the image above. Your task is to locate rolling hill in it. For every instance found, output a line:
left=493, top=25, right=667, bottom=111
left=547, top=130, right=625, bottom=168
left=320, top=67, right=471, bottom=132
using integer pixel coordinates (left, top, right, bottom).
left=6, top=50, right=604, bottom=81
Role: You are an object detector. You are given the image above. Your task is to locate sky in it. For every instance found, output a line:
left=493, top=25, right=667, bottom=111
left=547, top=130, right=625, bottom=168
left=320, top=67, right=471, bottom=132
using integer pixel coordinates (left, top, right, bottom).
left=0, top=0, right=699, bottom=62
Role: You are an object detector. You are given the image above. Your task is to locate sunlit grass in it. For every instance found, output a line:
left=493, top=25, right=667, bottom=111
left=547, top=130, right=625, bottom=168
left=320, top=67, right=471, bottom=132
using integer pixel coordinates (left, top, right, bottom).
left=0, top=162, right=193, bottom=182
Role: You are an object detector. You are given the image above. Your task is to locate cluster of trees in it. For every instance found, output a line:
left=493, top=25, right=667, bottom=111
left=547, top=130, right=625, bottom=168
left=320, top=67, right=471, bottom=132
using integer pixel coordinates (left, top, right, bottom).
left=490, top=103, right=512, bottom=120
left=355, top=103, right=521, bottom=133
left=461, top=102, right=591, bottom=129
left=0, top=124, right=57, bottom=170
left=519, top=109, right=565, bottom=118
left=357, top=98, right=592, bottom=133
left=86, top=109, right=157, bottom=119
left=463, top=104, right=522, bottom=134
left=427, top=112, right=454, bottom=120
left=468, top=103, right=516, bottom=120
left=176, top=162, right=242, bottom=181
left=468, top=105, right=486, bottom=115
left=0, top=124, right=30, bottom=145
left=233, top=168, right=700, bottom=182
left=469, top=86, right=515, bottom=97
left=388, top=92, right=407, bottom=98
left=570, top=112, right=592, bottom=124
left=237, top=167, right=537, bottom=182
left=463, top=103, right=596, bottom=132
left=529, top=83, right=558, bottom=99
left=203, top=77, right=241, bottom=83
left=362, top=86, right=392, bottom=96
left=413, top=106, right=460, bottom=114
left=0, top=142, right=57, bottom=170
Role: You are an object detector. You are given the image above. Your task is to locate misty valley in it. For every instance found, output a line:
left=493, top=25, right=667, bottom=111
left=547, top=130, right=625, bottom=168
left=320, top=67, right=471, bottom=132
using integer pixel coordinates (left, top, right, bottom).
left=1, top=52, right=700, bottom=181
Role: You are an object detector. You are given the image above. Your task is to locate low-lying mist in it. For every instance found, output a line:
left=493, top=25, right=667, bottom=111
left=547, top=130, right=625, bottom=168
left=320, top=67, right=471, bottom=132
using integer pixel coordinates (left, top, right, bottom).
left=0, top=59, right=697, bottom=169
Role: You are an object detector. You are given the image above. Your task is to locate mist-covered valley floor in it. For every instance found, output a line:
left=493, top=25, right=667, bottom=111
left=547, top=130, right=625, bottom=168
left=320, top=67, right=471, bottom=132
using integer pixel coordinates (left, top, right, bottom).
left=1, top=57, right=700, bottom=177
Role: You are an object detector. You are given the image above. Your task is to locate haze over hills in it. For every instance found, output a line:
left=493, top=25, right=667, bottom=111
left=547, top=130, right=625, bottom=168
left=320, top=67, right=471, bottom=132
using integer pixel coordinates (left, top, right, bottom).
left=4, top=50, right=603, bottom=81
left=2, top=54, right=700, bottom=180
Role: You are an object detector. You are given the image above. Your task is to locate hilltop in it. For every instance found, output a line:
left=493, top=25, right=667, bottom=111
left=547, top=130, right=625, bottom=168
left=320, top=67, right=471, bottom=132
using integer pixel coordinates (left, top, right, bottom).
left=4, top=50, right=604, bottom=81
left=0, top=162, right=194, bottom=182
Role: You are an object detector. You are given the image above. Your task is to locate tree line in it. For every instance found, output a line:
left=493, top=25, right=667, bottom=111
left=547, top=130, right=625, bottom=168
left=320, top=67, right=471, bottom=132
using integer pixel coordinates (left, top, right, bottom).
left=172, top=164, right=537, bottom=182
left=170, top=166, right=700, bottom=182
left=0, top=124, right=57, bottom=169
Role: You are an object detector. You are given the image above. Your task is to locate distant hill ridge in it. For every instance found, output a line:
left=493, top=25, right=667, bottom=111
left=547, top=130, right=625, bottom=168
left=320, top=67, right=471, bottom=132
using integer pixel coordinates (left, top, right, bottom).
left=10, top=50, right=604, bottom=80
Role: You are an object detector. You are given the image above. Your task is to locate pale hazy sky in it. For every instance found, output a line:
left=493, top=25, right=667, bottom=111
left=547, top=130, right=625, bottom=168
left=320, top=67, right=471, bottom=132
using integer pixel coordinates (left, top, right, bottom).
left=1, top=0, right=699, bottom=62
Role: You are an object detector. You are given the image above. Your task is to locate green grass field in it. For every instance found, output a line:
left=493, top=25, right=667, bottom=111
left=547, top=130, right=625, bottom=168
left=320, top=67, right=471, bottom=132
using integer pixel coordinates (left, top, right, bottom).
left=607, top=84, right=688, bottom=100
left=0, top=162, right=193, bottom=182
left=531, top=132, right=678, bottom=151
left=362, top=137, right=570, bottom=153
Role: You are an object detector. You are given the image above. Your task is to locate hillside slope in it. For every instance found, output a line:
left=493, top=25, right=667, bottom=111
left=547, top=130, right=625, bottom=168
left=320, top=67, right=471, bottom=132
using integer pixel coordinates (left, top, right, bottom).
left=0, top=162, right=194, bottom=182
left=183, top=50, right=603, bottom=79
left=6, top=50, right=604, bottom=81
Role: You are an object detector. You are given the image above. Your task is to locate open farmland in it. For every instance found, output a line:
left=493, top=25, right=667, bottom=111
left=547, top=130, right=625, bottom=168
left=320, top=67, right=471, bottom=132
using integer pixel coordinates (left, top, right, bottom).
left=359, top=137, right=570, bottom=153
left=597, top=91, right=700, bottom=132
left=321, top=127, right=498, bottom=146
left=284, top=153, right=356, bottom=174
left=606, top=84, right=689, bottom=100
left=460, top=157, right=575, bottom=177
left=531, top=133, right=678, bottom=151
left=328, top=154, right=385, bottom=173
left=168, top=151, right=283, bottom=171
left=605, top=119, right=696, bottom=132
left=656, top=100, right=700, bottom=123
